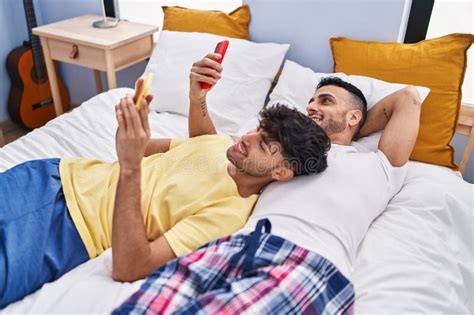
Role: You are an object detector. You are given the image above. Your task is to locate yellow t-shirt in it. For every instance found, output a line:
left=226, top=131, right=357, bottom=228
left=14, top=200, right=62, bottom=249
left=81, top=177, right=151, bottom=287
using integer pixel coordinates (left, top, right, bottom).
left=60, top=135, right=258, bottom=258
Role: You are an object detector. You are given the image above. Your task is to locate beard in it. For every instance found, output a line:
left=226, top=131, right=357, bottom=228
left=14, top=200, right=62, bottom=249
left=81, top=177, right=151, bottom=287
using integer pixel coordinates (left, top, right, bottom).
left=226, top=148, right=248, bottom=175
left=323, top=117, right=347, bottom=135
left=226, top=147, right=239, bottom=166
left=226, top=148, right=274, bottom=177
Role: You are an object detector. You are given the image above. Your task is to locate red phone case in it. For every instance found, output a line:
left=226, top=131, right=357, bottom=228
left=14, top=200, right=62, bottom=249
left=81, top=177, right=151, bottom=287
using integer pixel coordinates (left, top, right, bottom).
left=201, top=40, right=229, bottom=90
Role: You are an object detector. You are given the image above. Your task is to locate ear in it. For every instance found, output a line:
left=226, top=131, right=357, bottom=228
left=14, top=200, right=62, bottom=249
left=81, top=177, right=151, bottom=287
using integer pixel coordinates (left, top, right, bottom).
left=271, top=165, right=294, bottom=182
left=347, top=109, right=362, bottom=128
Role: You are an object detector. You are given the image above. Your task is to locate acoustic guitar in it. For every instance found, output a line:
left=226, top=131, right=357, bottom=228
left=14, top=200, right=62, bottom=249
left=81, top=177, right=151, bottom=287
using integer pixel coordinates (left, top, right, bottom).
left=6, top=0, right=69, bottom=129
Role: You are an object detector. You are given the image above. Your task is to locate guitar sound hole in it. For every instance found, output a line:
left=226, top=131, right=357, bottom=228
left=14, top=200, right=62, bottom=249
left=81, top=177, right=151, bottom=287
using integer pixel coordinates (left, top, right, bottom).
left=30, top=67, right=48, bottom=84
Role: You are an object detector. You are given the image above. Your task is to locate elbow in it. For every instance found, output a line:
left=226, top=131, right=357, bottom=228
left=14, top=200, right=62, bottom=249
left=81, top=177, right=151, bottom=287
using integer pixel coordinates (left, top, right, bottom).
left=404, top=85, right=417, bottom=92
left=112, top=271, right=125, bottom=282
left=403, top=85, right=421, bottom=103
left=387, top=156, right=409, bottom=168
left=112, top=259, right=143, bottom=282
left=392, top=85, right=422, bottom=115
left=112, top=265, right=129, bottom=282
left=112, top=266, right=140, bottom=283
left=111, top=245, right=153, bottom=282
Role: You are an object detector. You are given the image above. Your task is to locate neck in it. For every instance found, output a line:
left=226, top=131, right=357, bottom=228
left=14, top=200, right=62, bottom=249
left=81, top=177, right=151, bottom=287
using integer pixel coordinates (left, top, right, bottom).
left=329, top=134, right=352, bottom=146
left=227, top=164, right=273, bottom=198
left=328, top=128, right=355, bottom=146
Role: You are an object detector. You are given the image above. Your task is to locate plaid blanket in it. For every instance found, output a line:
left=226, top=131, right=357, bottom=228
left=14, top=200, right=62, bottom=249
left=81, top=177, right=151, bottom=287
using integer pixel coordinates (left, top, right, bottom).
left=114, top=219, right=354, bottom=315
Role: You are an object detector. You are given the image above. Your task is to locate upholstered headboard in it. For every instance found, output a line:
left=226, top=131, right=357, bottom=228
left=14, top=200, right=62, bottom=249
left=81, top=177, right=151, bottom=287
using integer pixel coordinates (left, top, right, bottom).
left=242, top=0, right=412, bottom=72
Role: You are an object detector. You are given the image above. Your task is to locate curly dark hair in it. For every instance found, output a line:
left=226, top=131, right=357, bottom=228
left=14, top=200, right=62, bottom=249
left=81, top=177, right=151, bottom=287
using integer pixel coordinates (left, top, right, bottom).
left=259, top=104, right=330, bottom=176
left=317, top=77, right=368, bottom=130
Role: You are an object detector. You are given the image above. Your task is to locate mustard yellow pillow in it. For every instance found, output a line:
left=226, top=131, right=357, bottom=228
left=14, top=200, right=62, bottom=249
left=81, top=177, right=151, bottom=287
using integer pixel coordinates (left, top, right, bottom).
left=330, top=34, right=473, bottom=170
left=162, top=5, right=250, bottom=40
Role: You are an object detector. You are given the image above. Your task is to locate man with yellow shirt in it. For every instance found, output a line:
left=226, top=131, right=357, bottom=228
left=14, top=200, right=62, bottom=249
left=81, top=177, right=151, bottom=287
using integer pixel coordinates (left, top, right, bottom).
left=0, top=53, right=330, bottom=308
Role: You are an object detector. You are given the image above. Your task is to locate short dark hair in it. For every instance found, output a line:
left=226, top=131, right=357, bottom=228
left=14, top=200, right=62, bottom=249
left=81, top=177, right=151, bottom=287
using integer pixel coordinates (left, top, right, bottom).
left=317, top=77, right=368, bottom=129
left=259, top=104, right=330, bottom=176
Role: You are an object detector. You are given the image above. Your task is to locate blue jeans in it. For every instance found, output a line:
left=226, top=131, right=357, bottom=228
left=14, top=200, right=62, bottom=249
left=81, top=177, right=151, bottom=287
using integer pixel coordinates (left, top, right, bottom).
left=0, top=159, right=89, bottom=308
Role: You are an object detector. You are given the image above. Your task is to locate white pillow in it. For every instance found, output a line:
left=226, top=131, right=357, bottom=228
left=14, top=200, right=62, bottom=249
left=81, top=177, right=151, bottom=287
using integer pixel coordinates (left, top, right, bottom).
left=143, top=31, right=289, bottom=136
left=268, top=60, right=431, bottom=151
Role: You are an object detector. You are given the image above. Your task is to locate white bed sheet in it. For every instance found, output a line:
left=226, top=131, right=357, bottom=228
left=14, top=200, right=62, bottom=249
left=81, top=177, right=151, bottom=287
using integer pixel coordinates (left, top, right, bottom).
left=0, top=88, right=187, bottom=170
left=353, top=161, right=473, bottom=314
left=1, top=88, right=473, bottom=314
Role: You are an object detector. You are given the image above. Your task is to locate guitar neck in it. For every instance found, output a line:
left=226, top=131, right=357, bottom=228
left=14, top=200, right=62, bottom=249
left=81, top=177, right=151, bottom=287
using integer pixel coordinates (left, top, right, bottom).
left=23, top=0, right=46, bottom=78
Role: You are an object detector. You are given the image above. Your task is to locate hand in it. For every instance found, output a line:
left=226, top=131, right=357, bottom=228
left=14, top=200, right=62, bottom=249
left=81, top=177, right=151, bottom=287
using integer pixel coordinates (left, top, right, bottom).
left=115, top=94, right=151, bottom=172
left=189, top=53, right=223, bottom=101
left=133, top=77, right=154, bottom=106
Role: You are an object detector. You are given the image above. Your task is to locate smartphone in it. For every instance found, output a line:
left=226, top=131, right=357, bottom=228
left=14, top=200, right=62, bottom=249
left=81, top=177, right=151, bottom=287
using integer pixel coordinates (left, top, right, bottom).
left=135, top=72, right=154, bottom=110
left=201, top=40, right=229, bottom=90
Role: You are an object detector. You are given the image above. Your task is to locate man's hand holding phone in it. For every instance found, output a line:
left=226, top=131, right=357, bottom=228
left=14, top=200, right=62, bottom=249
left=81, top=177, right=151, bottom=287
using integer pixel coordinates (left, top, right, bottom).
left=115, top=78, right=154, bottom=172
left=188, top=40, right=228, bottom=137
left=189, top=40, right=229, bottom=102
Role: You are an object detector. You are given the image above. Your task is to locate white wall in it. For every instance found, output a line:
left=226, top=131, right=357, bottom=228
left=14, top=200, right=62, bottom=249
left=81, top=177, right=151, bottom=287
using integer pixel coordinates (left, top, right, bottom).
left=427, top=0, right=473, bottom=105
left=427, top=0, right=474, bottom=182
left=118, top=0, right=241, bottom=40
left=0, top=0, right=30, bottom=121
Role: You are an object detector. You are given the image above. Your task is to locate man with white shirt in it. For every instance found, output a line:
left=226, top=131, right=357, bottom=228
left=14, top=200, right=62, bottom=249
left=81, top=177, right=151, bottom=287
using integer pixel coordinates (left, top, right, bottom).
left=240, top=77, right=417, bottom=280
left=115, top=67, right=421, bottom=314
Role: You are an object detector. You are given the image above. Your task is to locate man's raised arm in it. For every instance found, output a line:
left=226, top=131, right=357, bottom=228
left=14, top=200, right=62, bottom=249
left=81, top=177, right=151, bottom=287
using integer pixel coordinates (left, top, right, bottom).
left=187, top=53, right=223, bottom=138
left=359, top=86, right=422, bottom=167
left=112, top=96, right=176, bottom=282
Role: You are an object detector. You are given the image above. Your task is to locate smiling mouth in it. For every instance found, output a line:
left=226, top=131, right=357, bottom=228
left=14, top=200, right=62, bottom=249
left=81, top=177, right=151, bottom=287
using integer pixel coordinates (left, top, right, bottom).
left=310, top=114, right=324, bottom=123
left=234, top=141, right=248, bottom=156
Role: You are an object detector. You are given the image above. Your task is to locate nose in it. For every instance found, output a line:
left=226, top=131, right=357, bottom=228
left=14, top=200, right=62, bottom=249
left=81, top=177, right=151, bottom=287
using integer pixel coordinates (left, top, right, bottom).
left=242, top=130, right=258, bottom=145
left=307, top=104, right=317, bottom=115
left=307, top=100, right=323, bottom=115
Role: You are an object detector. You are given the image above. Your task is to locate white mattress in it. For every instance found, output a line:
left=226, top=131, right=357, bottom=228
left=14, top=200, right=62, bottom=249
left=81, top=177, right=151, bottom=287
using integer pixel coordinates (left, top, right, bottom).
left=1, top=88, right=473, bottom=314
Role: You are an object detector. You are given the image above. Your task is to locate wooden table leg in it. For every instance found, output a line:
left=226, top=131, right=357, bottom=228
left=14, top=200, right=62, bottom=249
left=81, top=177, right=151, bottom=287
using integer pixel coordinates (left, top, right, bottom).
left=40, top=37, right=63, bottom=116
left=105, top=50, right=117, bottom=90
left=0, top=127, right=5, bottom=148
left=94, top=70, right=103, bottom=94
left=459, top=123, right=474, bottom=176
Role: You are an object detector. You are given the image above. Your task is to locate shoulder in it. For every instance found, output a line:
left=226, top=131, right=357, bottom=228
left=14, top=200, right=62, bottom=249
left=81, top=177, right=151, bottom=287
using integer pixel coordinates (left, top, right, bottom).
left=170, top=134, right=232, bottom=149
left=184, top=134, right=233, bottom=144
left=191, top=134, right=234, bottom=149
left=356, top=149, right=408, bottom=197
left=333, top=145, right=408, bottom=185
left=197, top=134, right=233, bottom=143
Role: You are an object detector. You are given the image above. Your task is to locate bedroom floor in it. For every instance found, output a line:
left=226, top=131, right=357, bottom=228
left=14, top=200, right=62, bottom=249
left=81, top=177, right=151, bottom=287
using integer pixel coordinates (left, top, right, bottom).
left=0, top=121, right=29, bottom=146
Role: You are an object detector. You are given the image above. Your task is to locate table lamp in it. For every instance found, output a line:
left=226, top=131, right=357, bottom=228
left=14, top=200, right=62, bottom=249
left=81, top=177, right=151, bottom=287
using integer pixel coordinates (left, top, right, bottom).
left=93, top=0, right=118, bottom=28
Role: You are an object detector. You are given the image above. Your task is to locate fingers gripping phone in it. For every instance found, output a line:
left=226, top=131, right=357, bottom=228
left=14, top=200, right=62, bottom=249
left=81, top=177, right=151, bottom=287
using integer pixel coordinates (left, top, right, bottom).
left=201, top=40, right=229, bottom=90
left=135, top=72, right=154, bottom=110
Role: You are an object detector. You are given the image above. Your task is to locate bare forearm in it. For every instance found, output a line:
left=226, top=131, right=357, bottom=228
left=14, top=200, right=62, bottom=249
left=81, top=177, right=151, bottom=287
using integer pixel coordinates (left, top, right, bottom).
left=112, top=167, right=150, bottom=281
left=144, top=139, right=171, bottom=156
left=359, top=102, right=393, bottom=137
left=359, top=86, right=419, bottom=137
left=378, top=89, right=421, bottom=166
left=113, top=92, right=174, bottom=281
left=368, top=85, right=422, bottom=166
left=188, top=96, right=217, bottom=137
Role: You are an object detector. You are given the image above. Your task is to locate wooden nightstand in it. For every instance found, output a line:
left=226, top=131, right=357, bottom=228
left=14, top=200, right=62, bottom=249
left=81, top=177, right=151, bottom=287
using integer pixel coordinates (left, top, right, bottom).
left=32, top=15, right=159, bottom=116
left=456, top=104, right=474, bottom=175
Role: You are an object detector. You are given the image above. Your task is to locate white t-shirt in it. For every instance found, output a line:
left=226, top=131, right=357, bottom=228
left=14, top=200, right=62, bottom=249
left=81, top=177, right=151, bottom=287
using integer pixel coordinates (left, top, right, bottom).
left=239, top=144, right=407, bottom=279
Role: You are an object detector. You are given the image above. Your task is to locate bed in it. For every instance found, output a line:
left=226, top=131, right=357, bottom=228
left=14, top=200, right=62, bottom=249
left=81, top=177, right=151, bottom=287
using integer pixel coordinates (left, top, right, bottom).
left=2, top=0, right=473, bottom=314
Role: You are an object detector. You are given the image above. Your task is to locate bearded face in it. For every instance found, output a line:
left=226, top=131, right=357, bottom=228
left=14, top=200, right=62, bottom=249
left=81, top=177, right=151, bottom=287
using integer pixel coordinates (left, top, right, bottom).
left=226, top=128, right=286, bottom=177
left=307, top=87, right=352, bottom=135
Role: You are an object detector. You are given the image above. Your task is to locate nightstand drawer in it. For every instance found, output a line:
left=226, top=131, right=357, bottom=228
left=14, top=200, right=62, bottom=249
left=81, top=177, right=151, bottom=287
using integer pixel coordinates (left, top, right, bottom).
left=47, top=35, right=153, bottom=72
left=112, top=36, right=153, bottom=71
left=48, top=39, right=107, bottom=71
